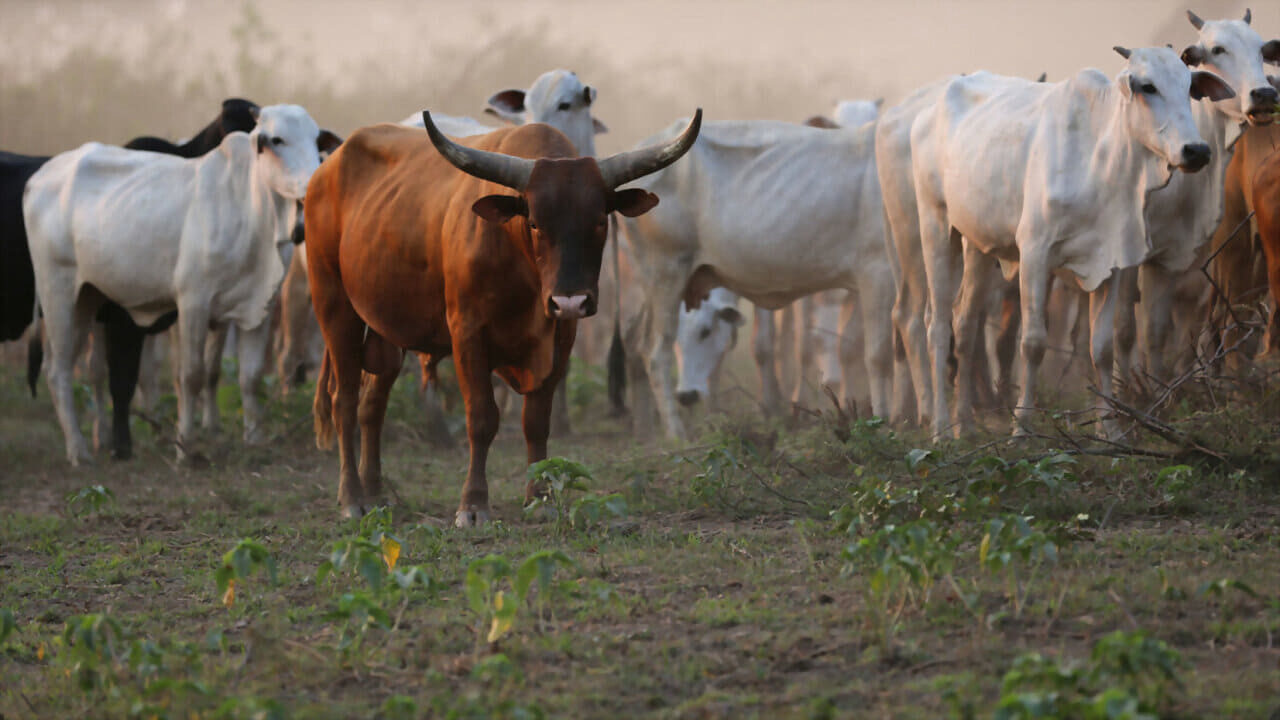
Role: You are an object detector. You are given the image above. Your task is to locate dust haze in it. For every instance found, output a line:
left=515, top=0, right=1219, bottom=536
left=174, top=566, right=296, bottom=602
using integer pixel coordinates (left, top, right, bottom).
left=0, top=0, right=1267, bottom=155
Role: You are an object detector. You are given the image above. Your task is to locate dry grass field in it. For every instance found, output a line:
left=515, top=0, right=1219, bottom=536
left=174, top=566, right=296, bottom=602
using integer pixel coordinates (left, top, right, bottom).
left=2, top=343, right=1280, bottom=718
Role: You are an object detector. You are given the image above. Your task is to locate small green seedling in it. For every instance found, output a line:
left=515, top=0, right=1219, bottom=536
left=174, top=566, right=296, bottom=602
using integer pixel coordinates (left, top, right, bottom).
left=214, top=538, right=278, bottom=609
left=65, top=485, right=116, bottom=517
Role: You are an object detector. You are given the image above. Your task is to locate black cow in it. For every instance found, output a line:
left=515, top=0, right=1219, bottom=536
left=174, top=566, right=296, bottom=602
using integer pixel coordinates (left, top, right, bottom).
left=20, top=98, right=260, bottom=460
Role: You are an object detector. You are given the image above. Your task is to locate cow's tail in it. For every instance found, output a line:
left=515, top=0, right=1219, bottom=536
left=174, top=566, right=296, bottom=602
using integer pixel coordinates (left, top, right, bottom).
left=314, top=350, right=336, bottom=450
left=606, top=214, right=627, bottom=416
left=26, top=304, right=42, bottom=398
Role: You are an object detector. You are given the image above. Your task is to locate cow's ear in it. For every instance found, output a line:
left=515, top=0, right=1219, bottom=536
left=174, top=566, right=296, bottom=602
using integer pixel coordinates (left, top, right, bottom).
left=472, top=195, right=527, bottom=224
left=317, top=130, right=343, bottom=156
left=715, top=306, right=746, bottom=327
left=1181, top=44, right=1207, bottom=67
left=1190, top=71, right=1236, bottom=102
left=593, top=117, right=609, bottom=135
left=609, top=188, right=659, bottom=217
left=1116, top=71, right=1134, bottom=100
left=1263, top=39, right=1280, bottom=64
left=485, top=90, right=527, bottom=125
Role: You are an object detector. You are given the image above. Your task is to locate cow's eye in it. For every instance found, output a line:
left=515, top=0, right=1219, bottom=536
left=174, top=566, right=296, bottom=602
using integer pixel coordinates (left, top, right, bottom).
left=271, top=136, right=285, bottom=146
left=698, top=327, right=711, bottom=341
left=528, top=222, right=538, bottom=231
left=1140, top=82, right=1158, bottom=94
left=1211, top=46, right=1226, bottom=55
left=557, top=102, right=572, bottom=111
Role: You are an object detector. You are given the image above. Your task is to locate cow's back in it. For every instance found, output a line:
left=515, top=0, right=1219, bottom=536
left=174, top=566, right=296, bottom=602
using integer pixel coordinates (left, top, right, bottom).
left=628, top=120, right=884, bottom=297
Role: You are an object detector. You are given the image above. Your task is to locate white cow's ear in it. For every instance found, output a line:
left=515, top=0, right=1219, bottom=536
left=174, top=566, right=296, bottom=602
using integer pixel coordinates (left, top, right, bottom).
left=1116, top=70, right=1134, bottom=100
left=1189, top=71, right=1236, bottom=102
left=485, top=89, right=527, bottom=125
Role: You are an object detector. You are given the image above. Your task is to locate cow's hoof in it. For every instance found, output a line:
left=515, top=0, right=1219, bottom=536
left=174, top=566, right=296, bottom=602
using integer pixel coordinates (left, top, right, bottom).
left=68, top=449, right=94, bottom=467
left=455, top=509, right=491, bottom=528
left=341, top=504, right=366, bottom=520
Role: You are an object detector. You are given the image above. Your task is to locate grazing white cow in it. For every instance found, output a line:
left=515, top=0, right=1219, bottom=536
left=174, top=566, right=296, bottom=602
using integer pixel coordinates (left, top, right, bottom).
left=619, top=118, right=895, bottom=440
left=911, top=48, right=1234, bottom=440
left=674, top=287, right=746, bottom=409
left=25, top=104, right=325, bottom=465
left=1116, top=10, right=1280, bottom=386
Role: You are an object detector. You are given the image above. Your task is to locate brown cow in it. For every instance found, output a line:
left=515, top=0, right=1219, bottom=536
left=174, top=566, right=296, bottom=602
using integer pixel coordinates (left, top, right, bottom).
left=306, top=110, right=702, bottom=525
left=1254, top=131, right=1280, bottom=353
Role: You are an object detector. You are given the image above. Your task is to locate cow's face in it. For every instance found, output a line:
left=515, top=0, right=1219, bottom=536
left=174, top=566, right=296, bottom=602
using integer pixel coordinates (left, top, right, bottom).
left=675, top=289, right=744, bottom=406
left=251, top=104, right=324, bottom=201
left=1181, top=14, right=1280, bottom=125
left=1115, top=47, right=1234, bottom=172
left=486, top=70, right=605, bottom=157
left=471, top=159, right=662, bottom=321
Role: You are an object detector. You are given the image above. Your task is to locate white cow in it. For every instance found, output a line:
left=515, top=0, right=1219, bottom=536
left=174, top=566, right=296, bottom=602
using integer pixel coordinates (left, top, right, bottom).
left=619, top=118, right=895, bottom=440
left=670, top=100, right=885, bottom=416
left=911, top=48, right=1234, bottom=440
left=1116, top=10, right=1280, bottom=387
left=26, top=104, right=324, bottom=465
left=674, top=287, right=746, bottom=410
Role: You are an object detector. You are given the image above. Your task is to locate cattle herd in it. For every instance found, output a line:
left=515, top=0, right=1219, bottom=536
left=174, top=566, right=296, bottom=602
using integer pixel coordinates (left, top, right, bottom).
left=2, top=11, right=1279, bottom=528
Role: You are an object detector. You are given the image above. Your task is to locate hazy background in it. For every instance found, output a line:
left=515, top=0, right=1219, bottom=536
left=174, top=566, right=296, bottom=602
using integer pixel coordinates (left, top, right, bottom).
left=0, top=0, right=1269, bottom=156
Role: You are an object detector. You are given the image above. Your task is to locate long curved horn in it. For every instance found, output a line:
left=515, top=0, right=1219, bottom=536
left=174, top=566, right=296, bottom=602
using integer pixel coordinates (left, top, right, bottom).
left=1187, top=10, right=1205, bottom=30
left=597, top=109, right=703, bottom=189
left=1114, top=46, right=1132, bottom=59
left=421, top=110, right=534, bottom=191
left=1243, top=7, right=1251, bottom=24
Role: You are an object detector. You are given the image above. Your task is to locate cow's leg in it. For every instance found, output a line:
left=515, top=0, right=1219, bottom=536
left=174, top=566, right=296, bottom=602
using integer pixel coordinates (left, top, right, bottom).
left=1088, top=274, right=1121, bottom=441
left=175, top=306, right=212, bottom=462
left=135, top=333, right=163, bottom=415
left=839, top=297, right=868, bottom=417
left=454, top=339, right=499, bottom=527
left=201, top=324, right=228, bottom=434
left=893, top=241, right=933, bottom=428
left=419, top=370, right=456, bottom=448
left=550, top=382, right=571, bottom=437
left=1137, top=263, right=1175, bottom=386
left=1210, top=167, right=1255, bottom=366
left=522, top=325, right=574, bottom=503
left=858, top=270, right=895, bottom=422
left=994, top=283, right=1020, bottom=409
left=752, top=308, right=784, bottom=415
left=103, top=312, right=146, bottom=460
left=1013, top=250, right=1050, bottom=437
left=792, top=297, right=816, bottom=407
left=919, top=205, right=962, bottom=440
left=642, top=279, right=689, bottom=440
left=776, top=304, right=798, bottom=403
left=1113, top=266, right=1139, bottom=399
left=358, top=364, right=402, bottom=508
left=235, top=318, right=274, bottom=445
left=86, top=323, right=110, bottom=453
left=44, top=288, right=96, bottom=466
left=952, top=242, right=994, bottom=436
